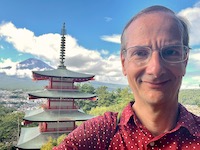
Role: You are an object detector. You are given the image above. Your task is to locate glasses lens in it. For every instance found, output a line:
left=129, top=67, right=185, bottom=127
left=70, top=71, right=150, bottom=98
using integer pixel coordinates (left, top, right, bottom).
left=127, top=46, right=151, bottom=62
left=161, top=45, right=188, bottom=63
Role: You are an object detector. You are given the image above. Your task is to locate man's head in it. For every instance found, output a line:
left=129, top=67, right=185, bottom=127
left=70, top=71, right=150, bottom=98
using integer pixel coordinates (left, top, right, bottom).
left=121, top=5, right=189, bottom=51
left=120, top=5, right=190, bottom=106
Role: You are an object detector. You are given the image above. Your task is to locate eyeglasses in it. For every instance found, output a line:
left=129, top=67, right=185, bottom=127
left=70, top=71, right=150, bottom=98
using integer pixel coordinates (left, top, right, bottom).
left=122, top=45, right=190, bottom=66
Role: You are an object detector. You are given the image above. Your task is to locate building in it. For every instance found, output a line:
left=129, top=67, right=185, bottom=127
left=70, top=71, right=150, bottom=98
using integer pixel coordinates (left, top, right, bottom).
left=16, top=23, right=96, bottom=149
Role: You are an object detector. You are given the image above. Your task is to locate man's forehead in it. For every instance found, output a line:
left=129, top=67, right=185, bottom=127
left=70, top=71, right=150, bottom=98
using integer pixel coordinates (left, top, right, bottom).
left=126, top=12, right=181, bottom=36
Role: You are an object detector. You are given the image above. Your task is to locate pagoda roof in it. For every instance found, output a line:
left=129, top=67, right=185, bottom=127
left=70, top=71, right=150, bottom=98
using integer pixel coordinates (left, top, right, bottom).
left=24, top=108, right=95, bottom=122
left=16, top=127, right=65, bottom=149
left=29, top=90, right=96, bottom=99
left=33, top=68, right=94, bottom=80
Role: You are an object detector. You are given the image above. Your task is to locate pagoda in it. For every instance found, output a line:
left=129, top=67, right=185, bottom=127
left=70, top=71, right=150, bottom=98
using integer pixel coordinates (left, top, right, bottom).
left=16, top=23, right=96, bottom=149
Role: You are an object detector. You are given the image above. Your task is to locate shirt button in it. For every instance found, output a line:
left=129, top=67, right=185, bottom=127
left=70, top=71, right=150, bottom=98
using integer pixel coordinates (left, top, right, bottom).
left=150, top=142, right=155, bottom=146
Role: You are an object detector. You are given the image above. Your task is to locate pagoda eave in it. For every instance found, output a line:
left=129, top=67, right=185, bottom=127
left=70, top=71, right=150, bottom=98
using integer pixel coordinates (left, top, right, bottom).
left=23, top=109, right=95, bottom=122
left=16, top=127, right=66, bottom=150
left=28, top=90, right=96, bottom=100
left=32, top=69, right=95, bottom=81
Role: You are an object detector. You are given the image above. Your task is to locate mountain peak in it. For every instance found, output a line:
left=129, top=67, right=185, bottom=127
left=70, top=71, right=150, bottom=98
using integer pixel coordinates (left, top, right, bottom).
left=17, top=58, right=54, bottom=70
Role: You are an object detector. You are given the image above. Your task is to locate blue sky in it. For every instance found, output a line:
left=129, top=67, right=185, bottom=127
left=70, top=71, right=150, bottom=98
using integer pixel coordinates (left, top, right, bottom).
left=0, top=0, right=200, bottom=88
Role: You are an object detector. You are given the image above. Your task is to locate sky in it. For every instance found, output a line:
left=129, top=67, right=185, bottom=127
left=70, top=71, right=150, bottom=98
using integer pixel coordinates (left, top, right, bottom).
left=0, top=0, right=200, bottom=89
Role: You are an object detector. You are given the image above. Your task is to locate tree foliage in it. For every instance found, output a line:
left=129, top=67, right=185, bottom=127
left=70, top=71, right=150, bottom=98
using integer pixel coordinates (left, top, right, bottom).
left=76, top=84, right=134, bottom=113
left=0, top=105, right=24, bottom=150
left=41, top=134, right=67, bottom=150
left=179, top=89, right=200, bottom=106
left=41, top=137, right=57, bottom=150
left=76, top=83, right=97, bottom=112
left=89, top=86, right=134, bottom=116
left=57, top=134, right=67, bottom=145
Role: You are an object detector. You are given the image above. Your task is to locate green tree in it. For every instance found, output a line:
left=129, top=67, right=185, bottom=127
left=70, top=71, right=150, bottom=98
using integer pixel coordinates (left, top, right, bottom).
left=41, top=137, right=57, bottom=150
left=0, top=105, right=24, bottom=150
left=41, top=134, right=66, bottom=149
left=0, top=112, right=24, bottom=143
left=0, top=105, right=16, bottom=116
left=76, top=83, right=97, bottom=112
left=57, top=134, right=67, bottom=145
left=114, top=86, right=134, bottom=104
left=96, top=86, right=116, bottom=107
left=89, top=86, right=134, bottom=116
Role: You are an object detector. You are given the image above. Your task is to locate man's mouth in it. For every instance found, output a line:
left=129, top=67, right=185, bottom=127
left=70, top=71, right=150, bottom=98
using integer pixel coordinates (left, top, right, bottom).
left=142, top=80, right=170, bottom=88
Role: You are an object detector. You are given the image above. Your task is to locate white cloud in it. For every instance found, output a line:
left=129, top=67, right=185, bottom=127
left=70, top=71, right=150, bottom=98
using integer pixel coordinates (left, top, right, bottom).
left=182, top=75, right=200, bottom=89
left=0, top=22, right=59, bottom=65
left=173, top=3, right=200, bottom=89
left=100, top=49, right=109, bottom=55
left=178, top=5, right=200, bottom=46
left=0, top=22, right=127, bottom=85
left=100, top=34, right=121, bottom=44
left=0, top=58, right=33, bottom=78
left=189, top=48, right=200, bottom=65
left=0, top=58, right=18, bottom=68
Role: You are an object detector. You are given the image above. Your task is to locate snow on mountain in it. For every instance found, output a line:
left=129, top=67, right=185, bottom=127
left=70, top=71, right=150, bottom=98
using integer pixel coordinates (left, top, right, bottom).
left=17, top=58, right=53, bottom=70
left=0, top=58, right=127, bottom=90
left=0, top=58, right=54, bottom=78
left=0, top=58, right=53, bottom=90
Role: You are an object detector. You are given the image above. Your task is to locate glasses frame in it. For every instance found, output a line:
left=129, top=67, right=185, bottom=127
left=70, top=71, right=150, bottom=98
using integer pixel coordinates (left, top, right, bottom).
left=122, top=45, right=190, bottom=65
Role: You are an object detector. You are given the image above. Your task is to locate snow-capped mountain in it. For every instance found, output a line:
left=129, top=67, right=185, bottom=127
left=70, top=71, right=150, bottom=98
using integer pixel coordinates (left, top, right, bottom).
left=0, top=58, right=53, bottom=90
left=0, top=58, right=127, bottom=90
left=17, top=58, right=54, bottom=70
left=1, top=58, right=54, bottom=70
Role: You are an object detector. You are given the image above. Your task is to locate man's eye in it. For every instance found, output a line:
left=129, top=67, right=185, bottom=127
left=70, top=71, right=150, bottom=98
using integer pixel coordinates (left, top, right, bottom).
left=162, top=49, right=180, bottom=56
left=131, top=49, right=149, bottom=57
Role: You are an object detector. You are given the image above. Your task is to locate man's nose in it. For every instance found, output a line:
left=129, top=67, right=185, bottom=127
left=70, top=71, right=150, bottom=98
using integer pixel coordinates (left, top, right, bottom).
left=145, top=51, right=166, bottom=78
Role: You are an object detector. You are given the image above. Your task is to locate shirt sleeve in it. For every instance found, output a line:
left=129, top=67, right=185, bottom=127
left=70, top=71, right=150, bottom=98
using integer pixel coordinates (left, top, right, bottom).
left=53, top=111, right=118, bottom=150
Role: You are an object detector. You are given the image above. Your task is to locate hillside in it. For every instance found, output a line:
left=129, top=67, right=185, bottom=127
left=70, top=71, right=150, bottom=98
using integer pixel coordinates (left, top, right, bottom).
left=179, top=89, right=200, bottom=105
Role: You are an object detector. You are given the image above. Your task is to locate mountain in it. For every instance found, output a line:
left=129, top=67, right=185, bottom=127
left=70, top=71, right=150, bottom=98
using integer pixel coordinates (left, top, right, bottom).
left=1, top=58, right=53, bottom=70
left=0, top=58, right=127, bottom=91
left=17, top=58, right=54, bottom=70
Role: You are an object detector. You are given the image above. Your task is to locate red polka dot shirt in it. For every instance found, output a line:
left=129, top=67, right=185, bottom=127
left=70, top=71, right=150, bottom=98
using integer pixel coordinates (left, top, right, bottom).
left=53, top=102, right=200, bottom=150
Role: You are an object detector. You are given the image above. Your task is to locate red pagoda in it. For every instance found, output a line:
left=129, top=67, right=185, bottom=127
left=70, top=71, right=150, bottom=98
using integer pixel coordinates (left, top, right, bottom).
left=16, top=23, right=96, bottom=149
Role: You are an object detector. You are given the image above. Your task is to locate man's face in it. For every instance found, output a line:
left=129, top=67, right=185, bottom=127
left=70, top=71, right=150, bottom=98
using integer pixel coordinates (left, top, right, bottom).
left=121, top=12, right=188, bottom=106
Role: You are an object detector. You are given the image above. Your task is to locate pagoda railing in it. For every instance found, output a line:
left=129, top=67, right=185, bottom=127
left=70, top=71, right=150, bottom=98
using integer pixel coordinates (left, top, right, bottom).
left=40, top=126, right=77, bottom=132
left=45, top=85, right=78, bottom=91
left=42, top=104, right=78, bottom=109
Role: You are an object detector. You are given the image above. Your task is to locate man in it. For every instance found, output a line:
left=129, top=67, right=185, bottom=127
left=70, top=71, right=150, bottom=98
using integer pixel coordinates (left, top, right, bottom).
left=53, top=5, right=200, bottom=150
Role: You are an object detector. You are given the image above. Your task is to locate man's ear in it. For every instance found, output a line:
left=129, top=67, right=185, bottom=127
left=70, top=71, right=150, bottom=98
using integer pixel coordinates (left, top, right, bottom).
left=121, top=52, right=127, bottom=76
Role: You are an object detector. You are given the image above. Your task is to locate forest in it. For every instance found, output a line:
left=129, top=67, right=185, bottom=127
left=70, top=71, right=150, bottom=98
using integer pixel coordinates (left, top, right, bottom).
left=0, top=84, right=199, bottom=149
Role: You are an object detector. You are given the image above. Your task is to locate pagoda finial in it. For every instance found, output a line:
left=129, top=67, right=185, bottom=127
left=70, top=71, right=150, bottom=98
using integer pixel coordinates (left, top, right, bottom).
left=58, top=23, right=66, bottom=69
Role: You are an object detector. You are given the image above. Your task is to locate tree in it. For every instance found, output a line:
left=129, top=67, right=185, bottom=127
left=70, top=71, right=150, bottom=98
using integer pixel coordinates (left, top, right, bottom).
left=89, top=86, right=134, bottom=116
left=57, top=134, right=67, bottom=145
left=76, top=83, right=97, bottom=112
left=41, top=134, right=66, bottom=150
left=0, top=105, right=24, bottom=150
left=41, top=137, right=57, bottom=150
left=95, top=86, right=116, bottom=107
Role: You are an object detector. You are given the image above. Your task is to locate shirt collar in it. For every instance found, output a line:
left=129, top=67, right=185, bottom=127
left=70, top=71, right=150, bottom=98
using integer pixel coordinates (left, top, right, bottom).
left=118, top=101, right=135, bottom=126
left=177, top=103, right=200, bottom=137
left=119, top=102, right=200, bottom=137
